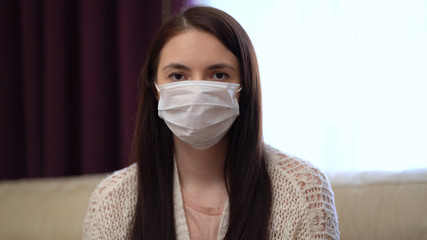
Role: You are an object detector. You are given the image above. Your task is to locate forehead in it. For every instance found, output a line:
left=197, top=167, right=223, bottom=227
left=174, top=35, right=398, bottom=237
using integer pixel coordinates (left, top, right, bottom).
left=158, top=29, right=238, bottom=68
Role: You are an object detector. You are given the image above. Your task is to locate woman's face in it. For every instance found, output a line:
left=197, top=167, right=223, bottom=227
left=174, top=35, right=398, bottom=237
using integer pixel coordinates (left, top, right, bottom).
left=156, top=29, right=240, bottom=85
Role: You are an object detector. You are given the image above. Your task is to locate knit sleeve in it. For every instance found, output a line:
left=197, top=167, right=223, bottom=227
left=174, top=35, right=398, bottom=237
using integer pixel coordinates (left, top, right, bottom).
left=293, top=165, right=339, bottom=239
left=266, top=147, right=340, bottom=240
left=82, top=164, right=138, bottom=240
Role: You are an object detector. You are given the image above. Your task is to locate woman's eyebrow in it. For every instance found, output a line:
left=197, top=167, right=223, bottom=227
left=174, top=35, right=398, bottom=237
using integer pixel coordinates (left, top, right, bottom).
left=207, top=63, right=236, bottom=71
left=162, top=63, right=190, bottom=71
left=162, top=63, right=236, bottom=72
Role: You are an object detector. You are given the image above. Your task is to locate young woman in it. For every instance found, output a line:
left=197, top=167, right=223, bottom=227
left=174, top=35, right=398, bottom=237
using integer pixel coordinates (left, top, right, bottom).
left=83, top=6, right=339, bottom=240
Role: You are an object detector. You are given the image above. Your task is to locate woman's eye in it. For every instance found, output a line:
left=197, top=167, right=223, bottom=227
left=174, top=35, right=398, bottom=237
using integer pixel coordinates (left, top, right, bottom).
left=212, top=72, right=227, bottom=80
left=169, top=73, right=185, bottom=81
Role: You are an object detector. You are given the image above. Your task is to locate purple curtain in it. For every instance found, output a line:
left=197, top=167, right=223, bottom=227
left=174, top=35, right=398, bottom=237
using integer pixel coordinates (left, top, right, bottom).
left=0, top=0, right=192, bottom=180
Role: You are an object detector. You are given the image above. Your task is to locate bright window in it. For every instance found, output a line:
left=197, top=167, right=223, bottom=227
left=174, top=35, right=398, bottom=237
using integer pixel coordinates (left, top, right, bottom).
left=198, top=0, right=427, bottom=172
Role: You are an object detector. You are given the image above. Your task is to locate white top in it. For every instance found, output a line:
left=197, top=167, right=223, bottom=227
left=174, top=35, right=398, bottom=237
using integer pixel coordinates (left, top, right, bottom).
left=83, top=146, right=340, bottom=239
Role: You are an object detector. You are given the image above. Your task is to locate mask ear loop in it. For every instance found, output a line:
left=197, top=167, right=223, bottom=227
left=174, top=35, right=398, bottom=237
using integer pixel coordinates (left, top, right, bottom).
left=155, top=82, right=160, bottom=92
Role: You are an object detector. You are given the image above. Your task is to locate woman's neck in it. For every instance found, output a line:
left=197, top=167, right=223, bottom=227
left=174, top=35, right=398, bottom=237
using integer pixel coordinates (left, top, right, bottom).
left=174, top=136, right=228, bottom=204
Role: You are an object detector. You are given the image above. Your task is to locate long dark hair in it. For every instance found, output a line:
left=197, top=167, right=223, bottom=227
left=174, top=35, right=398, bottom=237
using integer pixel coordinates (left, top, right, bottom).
left=130, top=6, right=272, bottom=240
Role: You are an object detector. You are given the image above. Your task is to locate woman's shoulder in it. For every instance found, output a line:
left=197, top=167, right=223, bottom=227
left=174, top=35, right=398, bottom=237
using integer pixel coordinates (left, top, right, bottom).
left=264, top=145, right=340, bottom=239
left=83, top=163, right=138, bottom=239
left=91, top=163, right=138, bottom=199
left=265, top=145, right=331, bottom=191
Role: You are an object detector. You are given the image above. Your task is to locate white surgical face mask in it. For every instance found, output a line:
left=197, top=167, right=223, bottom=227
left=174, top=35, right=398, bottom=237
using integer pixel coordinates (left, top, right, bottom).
left=157, top=80, right=241, bottom=150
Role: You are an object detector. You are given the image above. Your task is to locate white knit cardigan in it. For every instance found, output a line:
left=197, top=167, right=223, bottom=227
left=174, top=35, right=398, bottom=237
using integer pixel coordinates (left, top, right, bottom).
left=83, top=146, right=340, bottom=239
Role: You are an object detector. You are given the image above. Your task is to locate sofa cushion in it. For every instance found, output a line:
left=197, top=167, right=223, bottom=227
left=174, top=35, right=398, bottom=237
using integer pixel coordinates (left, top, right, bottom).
left=0, top=174, right=106, bottom=240
left=328, top=169, right=427, bottom=240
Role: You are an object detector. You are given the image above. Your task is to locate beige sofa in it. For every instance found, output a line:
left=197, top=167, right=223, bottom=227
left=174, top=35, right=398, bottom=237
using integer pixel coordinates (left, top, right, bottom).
left=1, top=169, right=426, bottom=240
